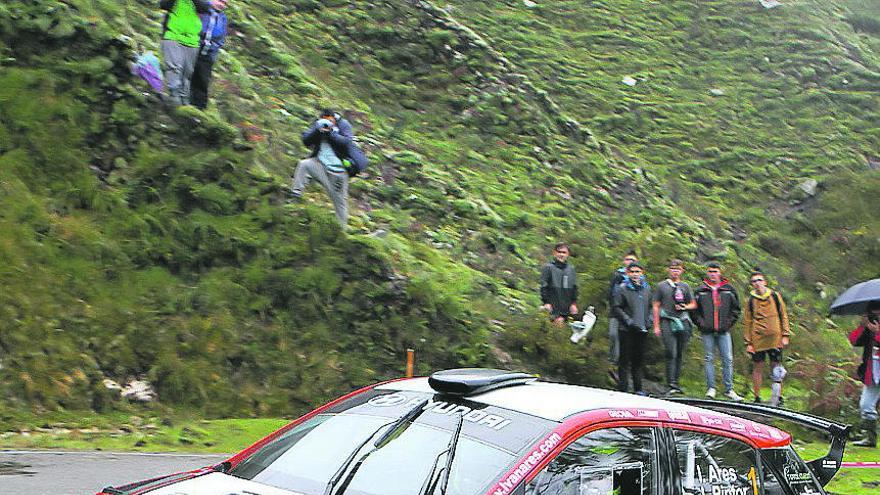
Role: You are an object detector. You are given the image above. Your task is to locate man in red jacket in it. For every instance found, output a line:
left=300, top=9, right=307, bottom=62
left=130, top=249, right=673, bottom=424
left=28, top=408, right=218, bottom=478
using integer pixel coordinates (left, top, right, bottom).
left=693, top=262, right=743, bottom=401
left=849, top=301, right=880, bottom=447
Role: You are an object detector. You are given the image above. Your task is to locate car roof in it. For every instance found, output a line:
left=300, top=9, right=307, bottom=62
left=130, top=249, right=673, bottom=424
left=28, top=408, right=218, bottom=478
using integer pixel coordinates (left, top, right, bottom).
left=380, top=378, right=704, bottom=421
left=378, top=378, right=791, bottom=448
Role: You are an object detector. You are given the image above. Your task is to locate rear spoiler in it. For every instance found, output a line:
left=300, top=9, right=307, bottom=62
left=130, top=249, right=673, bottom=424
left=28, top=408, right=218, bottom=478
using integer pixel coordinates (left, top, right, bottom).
left=665, top=398, right=850, bottom=487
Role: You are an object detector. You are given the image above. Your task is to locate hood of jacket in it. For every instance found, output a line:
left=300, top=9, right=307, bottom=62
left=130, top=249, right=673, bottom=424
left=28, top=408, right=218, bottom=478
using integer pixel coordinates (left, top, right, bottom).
left=624, top=277, right=650, bottom=291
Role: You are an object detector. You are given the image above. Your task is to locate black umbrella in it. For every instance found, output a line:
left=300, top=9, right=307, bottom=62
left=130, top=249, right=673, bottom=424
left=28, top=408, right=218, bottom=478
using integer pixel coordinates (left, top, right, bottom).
left=829, top=278, right=880, bottom=316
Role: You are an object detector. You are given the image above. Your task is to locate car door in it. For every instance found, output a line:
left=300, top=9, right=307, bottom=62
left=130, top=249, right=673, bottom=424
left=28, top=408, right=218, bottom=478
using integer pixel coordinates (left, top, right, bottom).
left=668, top=428, right=763, bottom=495
left=524, top=426, right=660, bottom=495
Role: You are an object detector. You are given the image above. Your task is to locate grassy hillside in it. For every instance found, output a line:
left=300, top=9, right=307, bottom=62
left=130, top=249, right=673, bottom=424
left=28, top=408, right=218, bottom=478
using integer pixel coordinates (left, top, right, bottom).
left=0, top=0, right=878, bottom=427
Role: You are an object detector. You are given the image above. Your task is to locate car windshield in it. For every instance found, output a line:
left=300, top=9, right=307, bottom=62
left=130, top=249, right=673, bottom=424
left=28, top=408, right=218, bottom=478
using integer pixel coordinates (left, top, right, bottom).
left=761, top=447, right=825, bottom=495
left=230, top=413, right=519, bottom=495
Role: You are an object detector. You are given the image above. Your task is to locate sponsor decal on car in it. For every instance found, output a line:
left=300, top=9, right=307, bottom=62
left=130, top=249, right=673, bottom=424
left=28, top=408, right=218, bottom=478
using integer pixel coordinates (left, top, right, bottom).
left=700, top=415, right=724, bottom=426
left=607, top=410, right=635, bottom=419
left=667, top=410, right=691, bottom=422
left=490, top=432, right=563, bottom=495
left=366, top=393, right=513, bottom=430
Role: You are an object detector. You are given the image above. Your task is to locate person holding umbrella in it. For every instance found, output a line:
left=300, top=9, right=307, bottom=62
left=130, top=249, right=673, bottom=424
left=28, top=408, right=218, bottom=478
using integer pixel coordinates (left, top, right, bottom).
left=830, top=279, right=880, bottom=447
left=848, top=302, right=880, bottom=447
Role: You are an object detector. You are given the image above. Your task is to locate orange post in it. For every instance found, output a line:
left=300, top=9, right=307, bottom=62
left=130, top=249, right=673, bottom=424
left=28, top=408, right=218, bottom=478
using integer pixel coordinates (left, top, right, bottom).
left=405, top=348, right=415, bottom=378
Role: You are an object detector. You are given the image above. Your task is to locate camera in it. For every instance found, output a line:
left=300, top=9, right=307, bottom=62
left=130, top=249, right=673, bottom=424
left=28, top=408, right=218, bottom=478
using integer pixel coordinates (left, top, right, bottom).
left=868, top=314, right=880, bottom=324
left=316, top=118, right=333, bottom=130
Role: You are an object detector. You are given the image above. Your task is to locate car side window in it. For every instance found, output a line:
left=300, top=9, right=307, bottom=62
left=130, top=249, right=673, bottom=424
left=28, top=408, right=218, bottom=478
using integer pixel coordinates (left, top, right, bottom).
left=672, top=430, right=760, bottom=495
left=526, top=427, right=656, bottom=495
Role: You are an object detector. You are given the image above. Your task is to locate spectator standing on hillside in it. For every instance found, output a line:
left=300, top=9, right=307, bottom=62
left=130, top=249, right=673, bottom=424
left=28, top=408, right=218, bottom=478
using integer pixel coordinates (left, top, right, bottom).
left=849, top=301, right=880, bottom=447
left=652, top=259, right=696, bottom=395
left=743, top=269, right=791, bottom=406
left=190, top=0, right=228, bottom=109
left=608, top=251, right=639, bottom=382
left=693, top=262, right=743, bottom=401
left=540, top=243, right=578, bottom=326
left=291, top=109, right=367, bottom=226
left=159, top=0, right=219, bottom=106
left=613, top=263, right=651, bottom=395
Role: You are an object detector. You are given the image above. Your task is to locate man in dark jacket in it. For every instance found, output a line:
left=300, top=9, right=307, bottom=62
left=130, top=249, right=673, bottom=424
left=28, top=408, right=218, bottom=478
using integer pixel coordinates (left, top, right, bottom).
left=160, top=0, right=220, bottom=106
left=693, top=262, right=743, bottom=401
left=848, top=301, right=880, bottom=447
left=613, top=263, right=651, bottom=395
left=190, top=0, right=228, bottom=109
left=540, top=243, right=578, bottom=326
left=291, top=109, right=368, bottom=226
left=608, top=251, right=639, bottom=379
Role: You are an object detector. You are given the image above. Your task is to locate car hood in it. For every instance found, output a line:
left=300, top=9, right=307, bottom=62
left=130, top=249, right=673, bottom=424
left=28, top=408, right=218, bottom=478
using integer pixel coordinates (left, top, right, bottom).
left=147, top=472, right=301, bottom=495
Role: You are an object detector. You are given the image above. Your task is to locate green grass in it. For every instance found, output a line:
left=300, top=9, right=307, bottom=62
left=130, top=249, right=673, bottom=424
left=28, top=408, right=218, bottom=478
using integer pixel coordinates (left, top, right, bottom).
left=795, top=442, right=880, bottom=494
left=0, top=412, right=287, bottom=453
left=0, top=0, right=878, bottom=437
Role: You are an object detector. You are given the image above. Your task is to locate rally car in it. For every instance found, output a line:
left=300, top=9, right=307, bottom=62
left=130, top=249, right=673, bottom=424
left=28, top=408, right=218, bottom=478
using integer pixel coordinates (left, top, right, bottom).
left=98, top=368, right=849, bottom=495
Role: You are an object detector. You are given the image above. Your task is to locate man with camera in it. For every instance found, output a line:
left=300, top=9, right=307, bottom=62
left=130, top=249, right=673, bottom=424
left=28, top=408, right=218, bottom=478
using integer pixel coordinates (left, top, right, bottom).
left=291, top=109, right=367, bottom=226
left=652, top=259, right=696, bottom=395
left=849, top=301, right=880, bottom=447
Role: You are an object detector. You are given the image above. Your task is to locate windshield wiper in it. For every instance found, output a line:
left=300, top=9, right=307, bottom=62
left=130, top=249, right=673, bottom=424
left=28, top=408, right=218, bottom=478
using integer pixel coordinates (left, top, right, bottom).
left=418, top=412, right=465, bottom=495
left=326, top=398, right=429, bottom=495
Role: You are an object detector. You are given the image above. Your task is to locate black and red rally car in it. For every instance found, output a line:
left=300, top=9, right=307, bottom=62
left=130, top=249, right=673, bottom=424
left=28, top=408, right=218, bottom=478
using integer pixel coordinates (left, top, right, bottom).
left=98, top=368, right=849, bottom=495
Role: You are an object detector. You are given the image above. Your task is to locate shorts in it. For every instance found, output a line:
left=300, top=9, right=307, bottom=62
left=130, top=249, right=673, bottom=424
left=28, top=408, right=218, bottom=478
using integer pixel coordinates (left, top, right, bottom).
left=751, top=348, right=782, bottom=363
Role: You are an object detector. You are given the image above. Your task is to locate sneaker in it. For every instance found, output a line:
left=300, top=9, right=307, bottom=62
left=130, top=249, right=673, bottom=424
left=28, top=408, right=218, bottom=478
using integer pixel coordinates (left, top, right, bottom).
left=667, top=387, right=683, bottom=395
left=705, top=388, right=717, bottom=399
left=753, top=396, right=762, bottom=403
left=286, top=189, right=303, bottom=203
left=725, top=390, right=744, bottom=401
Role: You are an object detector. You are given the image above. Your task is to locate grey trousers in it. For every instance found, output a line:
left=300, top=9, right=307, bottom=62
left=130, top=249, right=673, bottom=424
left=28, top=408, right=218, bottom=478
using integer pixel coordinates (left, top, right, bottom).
left=161, top=39, right=198, bottom=106
left=292, top=158, right=349, bottom=226
left=608, top=317, right=620, bottom=365
left=661, top=328, right=691, bottom=387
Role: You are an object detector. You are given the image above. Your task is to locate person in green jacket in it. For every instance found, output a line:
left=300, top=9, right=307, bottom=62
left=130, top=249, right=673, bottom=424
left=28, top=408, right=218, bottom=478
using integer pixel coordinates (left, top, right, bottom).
left=159, top=0, right=221, bottom=106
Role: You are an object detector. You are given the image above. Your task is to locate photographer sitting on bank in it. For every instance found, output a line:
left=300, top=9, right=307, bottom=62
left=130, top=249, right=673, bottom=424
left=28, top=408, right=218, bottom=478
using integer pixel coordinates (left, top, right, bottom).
left=290, top=109, right=367, bottom=227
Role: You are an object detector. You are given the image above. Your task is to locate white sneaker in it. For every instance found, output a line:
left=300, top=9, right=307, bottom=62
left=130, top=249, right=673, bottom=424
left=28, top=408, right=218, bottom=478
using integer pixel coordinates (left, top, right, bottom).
left=705, top=388, right=716, bottom=399
left=725, top=390, right=744, bottom=401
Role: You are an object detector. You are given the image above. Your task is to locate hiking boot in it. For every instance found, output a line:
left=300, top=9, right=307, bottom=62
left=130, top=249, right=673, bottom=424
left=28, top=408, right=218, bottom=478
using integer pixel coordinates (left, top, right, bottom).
left=667, top=386, right=683, bottom=395
left=853, top=419, right=877, bottom=448
left=286, top=193, right=303, bottom=204
left=705, top=388, right=717, bottom=399
left=724, top=390, right=744, bottom=401
left=753, top=396, right=762, bottom=403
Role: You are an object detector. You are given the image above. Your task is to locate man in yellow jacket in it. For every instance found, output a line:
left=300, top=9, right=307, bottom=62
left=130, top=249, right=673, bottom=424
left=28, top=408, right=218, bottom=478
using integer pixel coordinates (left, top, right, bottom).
left=744, top=269, right=791, bottom=406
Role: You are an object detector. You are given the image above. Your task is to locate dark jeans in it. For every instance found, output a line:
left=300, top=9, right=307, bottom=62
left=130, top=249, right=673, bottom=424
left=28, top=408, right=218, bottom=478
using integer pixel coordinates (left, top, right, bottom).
left=618, top=330, right=647, bottom=393
left=662, top=328, right=691, bottom=388
left=191, top=53, right=216, bottom=110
